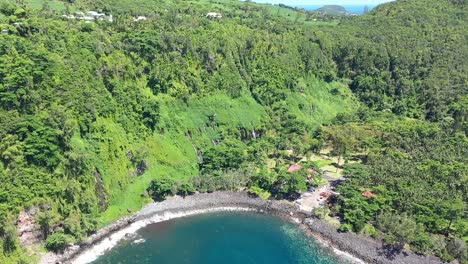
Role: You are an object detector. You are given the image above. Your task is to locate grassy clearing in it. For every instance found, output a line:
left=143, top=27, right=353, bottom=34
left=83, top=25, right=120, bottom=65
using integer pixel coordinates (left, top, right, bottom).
left=287, top=77, right=358, bottom=130
left=157, top=93, right=268, bottom=148
left=263, top=4, right=338, bottom=26
left=20, top=0, right=67, bottom=11
left=305, top=155, right=334, bottom=168
left=304, top=153, right=346, bottom=179
left=158, top=93, right=268, bottom=130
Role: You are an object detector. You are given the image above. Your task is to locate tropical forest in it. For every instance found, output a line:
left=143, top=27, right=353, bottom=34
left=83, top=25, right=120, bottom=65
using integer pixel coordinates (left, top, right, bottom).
left=0, top=0, right=466, bottom=263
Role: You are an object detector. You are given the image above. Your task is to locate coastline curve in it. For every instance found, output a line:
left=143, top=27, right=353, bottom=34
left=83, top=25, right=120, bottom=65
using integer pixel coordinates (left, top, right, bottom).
left=39, top=192, right=444, bottom=264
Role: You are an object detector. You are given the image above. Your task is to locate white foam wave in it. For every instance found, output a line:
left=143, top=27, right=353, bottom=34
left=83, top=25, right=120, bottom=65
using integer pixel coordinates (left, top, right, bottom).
left=131, top=238, right=145, bottom=244
left=332, top=247, right=367, bottom=264
left=291, top=217, right=301, bottom=224
left=72, top=207, right=257, bottom=264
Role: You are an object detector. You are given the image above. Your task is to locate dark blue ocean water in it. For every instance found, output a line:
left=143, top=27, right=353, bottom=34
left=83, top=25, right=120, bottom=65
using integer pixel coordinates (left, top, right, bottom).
left=91, top=212, right=352, bottom=264
left=294, top=5, right=377, bottom=15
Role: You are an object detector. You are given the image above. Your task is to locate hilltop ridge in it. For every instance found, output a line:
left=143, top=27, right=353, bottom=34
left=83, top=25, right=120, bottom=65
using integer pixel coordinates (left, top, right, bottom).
left=315, top=5, right=352, bottom=16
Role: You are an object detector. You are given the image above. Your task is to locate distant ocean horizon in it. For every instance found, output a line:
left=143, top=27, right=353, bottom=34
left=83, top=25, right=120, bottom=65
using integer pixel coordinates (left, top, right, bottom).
left=293, top=4, right=378, bottom=14
left=243, top=1, right=381, bottom=15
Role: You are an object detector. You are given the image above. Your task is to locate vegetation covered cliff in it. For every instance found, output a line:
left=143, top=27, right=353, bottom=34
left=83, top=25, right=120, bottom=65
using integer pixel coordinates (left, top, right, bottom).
left=0, top=0, right=466, bottom=263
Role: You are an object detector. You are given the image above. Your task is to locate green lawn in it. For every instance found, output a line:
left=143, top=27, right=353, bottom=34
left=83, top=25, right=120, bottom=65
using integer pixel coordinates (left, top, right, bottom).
left=286, top=77, right=359, bottom=130
left=21, top=0, right=67, bottom=11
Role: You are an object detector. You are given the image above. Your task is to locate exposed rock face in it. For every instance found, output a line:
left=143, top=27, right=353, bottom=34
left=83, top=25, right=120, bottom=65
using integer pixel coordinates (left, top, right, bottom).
left=134, top=160, right=147, bottom=176
left=129, top=160, right=148, bottom=177
left=125, top=150, right=134, bottom=161
left=93, top=169, right=108, bottom=212
left=17, top=206, right=42, bottom=246
left=193, top=145, right=203, bottom=163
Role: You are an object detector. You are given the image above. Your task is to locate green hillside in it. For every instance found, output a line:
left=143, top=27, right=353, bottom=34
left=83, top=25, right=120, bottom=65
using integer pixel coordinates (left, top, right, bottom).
left=315, top=5, right=349, bottom=16
left=0, top=0, right=466, bottom=263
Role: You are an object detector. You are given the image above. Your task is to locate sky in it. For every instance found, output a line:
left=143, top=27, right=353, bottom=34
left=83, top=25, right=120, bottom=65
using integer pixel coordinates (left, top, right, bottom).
left=250, top=0, right=395, bottom=5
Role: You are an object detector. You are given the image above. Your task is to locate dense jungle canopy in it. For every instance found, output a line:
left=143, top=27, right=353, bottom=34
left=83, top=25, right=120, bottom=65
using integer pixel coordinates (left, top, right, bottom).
left=0, top=0, right=466, bottom=263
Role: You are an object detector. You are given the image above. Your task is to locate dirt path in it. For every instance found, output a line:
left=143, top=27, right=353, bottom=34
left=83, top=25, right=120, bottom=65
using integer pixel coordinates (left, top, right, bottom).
left=295, top=184, right=331, bottom=213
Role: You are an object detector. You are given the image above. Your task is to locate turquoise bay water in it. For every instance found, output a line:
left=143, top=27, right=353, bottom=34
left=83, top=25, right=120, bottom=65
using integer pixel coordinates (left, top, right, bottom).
left=91, top=212, right=351, bottom=264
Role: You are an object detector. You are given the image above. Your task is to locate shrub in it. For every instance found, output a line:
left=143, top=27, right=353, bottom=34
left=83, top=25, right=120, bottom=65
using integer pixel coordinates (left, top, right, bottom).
left=147, top=176, right=176, bottom=200
left=313, top=207, right=331, bottom=219
left=248, top=186, right=271, bottom=200
left=446, top=237, right=467, bottom=263
left=338, top=223, right=353, bottom=233
left=46, top=233, right=72, bottom=252
left=361, top=224, right=378, bottom=238
left=1, top=222, right=18, bottom=254
left=176, top=181, right=195, bottom=197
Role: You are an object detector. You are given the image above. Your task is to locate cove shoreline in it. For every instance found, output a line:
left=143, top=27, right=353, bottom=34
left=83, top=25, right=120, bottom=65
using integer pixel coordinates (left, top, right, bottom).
left=39, top=191, right=444, bottom=264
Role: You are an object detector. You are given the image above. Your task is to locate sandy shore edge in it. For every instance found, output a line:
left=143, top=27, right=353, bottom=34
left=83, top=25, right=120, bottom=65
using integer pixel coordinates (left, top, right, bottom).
left=39, top=192, right=444, bottom=264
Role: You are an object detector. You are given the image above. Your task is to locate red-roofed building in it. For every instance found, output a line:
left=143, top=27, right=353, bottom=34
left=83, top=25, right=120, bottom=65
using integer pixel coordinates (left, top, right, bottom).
left=287, top=164, right=302, bottom=172
left=362, top=191, right=375, bottom=198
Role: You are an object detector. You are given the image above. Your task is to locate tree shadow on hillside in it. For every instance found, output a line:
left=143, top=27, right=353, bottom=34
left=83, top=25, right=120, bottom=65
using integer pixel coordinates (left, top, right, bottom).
left=377, top=243, right=407, bottom=260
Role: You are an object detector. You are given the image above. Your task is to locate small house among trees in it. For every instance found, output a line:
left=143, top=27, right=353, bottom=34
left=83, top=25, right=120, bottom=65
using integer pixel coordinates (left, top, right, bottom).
left=361, top=191, right=375, bottom=198
left=287, top=164, right=301, bottom=172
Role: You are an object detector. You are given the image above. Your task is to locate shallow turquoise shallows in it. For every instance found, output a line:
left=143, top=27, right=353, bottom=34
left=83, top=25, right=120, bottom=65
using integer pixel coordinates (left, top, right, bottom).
left=91, top=212, right=351, bottom=264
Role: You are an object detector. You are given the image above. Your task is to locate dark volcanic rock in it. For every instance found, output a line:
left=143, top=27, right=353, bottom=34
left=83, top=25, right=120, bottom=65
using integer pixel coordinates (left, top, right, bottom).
left=40, top=192, right=445, bottom=264
left=304, top=218, right=444, bottom=264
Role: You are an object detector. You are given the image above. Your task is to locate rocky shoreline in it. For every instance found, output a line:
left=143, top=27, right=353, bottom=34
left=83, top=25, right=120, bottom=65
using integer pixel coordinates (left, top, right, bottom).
left=39, top=191, right=444, bottom=264
left=304, top=218, right=444, bottom=264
